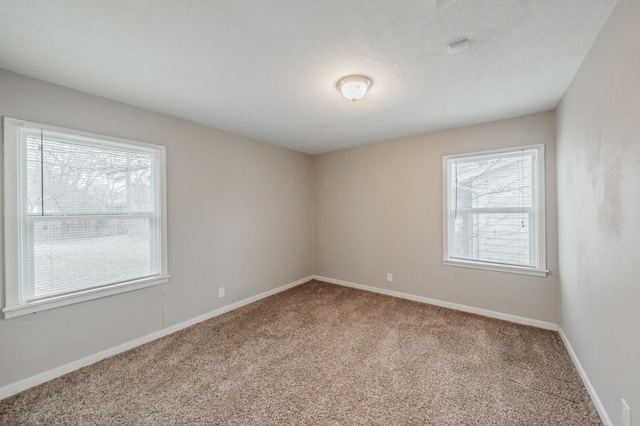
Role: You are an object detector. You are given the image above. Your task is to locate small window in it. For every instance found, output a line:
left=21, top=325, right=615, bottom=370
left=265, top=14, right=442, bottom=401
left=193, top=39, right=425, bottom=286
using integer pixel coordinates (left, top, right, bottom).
left=443, top=145, right=547, bottom=276
left=3, top=118, right=169, bottom=318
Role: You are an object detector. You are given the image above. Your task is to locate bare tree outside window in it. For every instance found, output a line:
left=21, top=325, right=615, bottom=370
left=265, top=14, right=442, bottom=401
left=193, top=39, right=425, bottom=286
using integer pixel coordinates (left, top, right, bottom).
left=23, top=130, right=160, bottom=301
left=3, top=117, right=167, bottom=318
left=445, top=147, right=542, bottom=270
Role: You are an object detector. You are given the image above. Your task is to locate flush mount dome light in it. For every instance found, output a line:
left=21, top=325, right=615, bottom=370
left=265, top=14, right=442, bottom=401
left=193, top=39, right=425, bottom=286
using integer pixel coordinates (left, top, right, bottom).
left=337, top=75, right=372, bottom=102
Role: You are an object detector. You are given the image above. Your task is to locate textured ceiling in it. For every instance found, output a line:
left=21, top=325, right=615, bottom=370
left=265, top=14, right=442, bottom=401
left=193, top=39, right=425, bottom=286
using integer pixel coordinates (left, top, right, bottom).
left=0, top=0, right=616, bottom=154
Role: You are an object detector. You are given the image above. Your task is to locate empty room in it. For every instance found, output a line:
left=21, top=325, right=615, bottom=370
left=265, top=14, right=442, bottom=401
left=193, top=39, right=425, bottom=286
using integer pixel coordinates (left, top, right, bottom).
left=0, top=0, right=638, bottom=425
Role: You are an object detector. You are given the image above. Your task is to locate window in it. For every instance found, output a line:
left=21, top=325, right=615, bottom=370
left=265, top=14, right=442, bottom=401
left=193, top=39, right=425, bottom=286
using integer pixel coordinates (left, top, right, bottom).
left=3, top=118, right=168, bottom=318
left=443, top=145, right=547, bottom=276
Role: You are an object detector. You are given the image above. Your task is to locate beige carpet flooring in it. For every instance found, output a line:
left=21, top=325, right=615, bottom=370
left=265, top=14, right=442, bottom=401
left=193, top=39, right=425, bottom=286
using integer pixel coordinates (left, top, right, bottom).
left=0, top=280, right=601, bottom=425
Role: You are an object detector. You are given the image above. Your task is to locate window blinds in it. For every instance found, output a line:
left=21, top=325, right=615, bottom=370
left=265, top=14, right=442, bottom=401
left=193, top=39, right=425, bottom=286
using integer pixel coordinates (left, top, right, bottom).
left=447, top=148, right=538, bottom=268
left=21, top=128, right=161, bottom=302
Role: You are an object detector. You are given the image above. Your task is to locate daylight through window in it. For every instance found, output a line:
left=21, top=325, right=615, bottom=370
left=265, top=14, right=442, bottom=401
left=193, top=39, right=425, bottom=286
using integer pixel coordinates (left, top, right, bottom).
left=3, top=118, right=168, bottom=318
left=443, top=145, right=547, bottom=276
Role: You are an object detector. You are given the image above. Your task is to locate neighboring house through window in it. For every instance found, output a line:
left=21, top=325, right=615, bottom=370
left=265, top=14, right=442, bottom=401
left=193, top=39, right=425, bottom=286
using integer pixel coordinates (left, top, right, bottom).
left=443, top=145, right=548, bottom=277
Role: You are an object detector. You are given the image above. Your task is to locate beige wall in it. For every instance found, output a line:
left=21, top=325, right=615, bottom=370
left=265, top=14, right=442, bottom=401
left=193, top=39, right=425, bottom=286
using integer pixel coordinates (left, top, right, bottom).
left=0, top=69, right=313, bottom=388
left=314, top=112, right=559, bottom=323
left=556, top=0, right=640, bottom=423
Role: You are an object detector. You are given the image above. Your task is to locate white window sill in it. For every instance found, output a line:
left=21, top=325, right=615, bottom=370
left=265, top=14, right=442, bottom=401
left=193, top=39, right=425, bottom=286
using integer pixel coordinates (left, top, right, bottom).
left=2, top=275, right=170, bottom=319
left=443, top=259, right=548, bottom=277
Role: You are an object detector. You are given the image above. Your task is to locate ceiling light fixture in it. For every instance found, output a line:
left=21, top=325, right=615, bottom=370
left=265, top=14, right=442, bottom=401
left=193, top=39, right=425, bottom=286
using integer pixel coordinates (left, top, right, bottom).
left=337, top=75, right=372, bottom=102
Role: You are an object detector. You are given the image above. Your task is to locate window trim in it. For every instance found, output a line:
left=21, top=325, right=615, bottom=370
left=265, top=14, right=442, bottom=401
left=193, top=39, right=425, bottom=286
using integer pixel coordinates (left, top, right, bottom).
left=3, top=117, right=169, bottom=319
left=442, top=144, right=548, bottom=277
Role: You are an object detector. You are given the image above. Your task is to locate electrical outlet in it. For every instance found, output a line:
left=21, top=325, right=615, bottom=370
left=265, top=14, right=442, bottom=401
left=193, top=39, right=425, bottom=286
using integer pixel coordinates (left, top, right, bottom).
left=622, top=399, right=631, bottom=426
left=218, top=287, right=225, bottom=298
left=387, top=273, right=393, bottom=282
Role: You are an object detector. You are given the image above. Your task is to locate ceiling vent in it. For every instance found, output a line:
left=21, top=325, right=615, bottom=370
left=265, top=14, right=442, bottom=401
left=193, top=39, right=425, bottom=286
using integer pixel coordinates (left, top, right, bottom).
left=448, top=39, right=470, bottom=54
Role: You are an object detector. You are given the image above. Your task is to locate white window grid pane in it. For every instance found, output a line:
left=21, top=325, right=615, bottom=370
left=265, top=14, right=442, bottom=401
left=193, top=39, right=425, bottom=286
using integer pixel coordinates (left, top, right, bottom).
left=446, top=148, right=540, bottom=269
left=451, top=211, right=536, bottom=267
left=24, top=131, right=154, bottom=216
left=19, top=128, right=161, bottom=303
left=24, top=217, right=161, bottom=302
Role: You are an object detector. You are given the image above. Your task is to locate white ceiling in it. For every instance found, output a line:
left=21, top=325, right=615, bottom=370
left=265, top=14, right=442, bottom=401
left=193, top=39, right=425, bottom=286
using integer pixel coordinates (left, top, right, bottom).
left=0, top=0, right=616, bottom=154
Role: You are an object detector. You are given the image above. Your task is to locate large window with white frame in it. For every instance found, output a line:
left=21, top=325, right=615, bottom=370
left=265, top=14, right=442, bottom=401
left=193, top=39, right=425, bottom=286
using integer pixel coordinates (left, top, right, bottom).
left=443, top=145, right=547, bottom=277
left=3, top=118, right=169, bottom=318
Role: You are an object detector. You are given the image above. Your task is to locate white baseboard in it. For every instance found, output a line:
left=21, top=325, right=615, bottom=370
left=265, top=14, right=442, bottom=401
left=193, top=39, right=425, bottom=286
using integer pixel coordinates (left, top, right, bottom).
left=558, top=327, right=612, bottom=426
left=313, top=275, right=558, bottom=330
left=0, top=275, right=313, bottom=400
